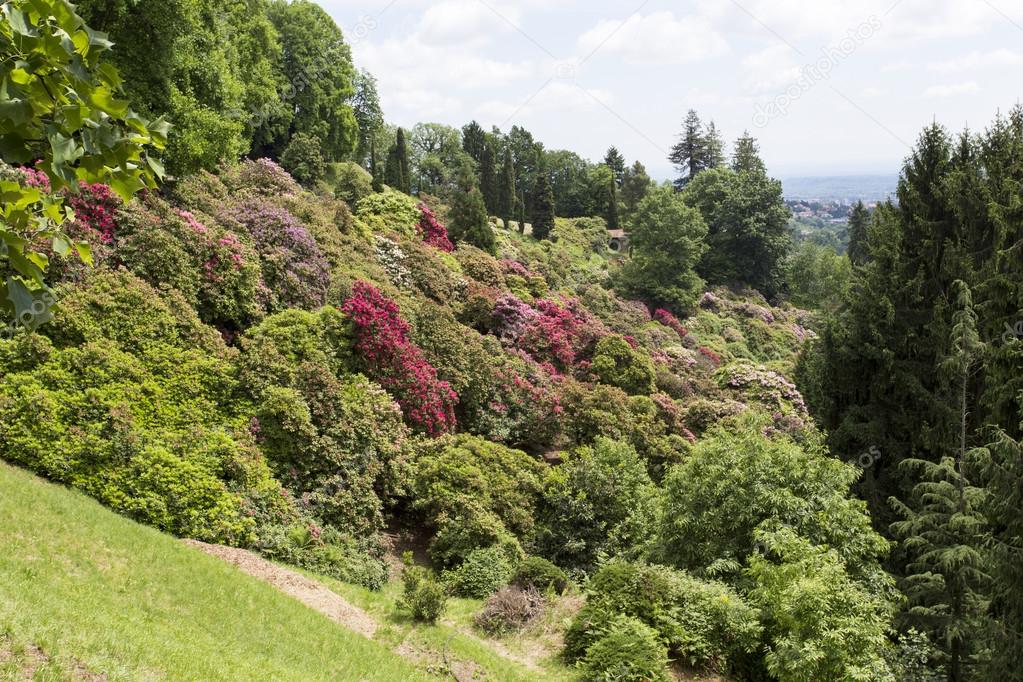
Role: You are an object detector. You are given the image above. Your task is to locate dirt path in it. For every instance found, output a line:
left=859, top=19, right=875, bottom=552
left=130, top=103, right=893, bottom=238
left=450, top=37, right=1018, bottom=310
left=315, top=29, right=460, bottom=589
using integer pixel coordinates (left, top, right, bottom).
left=183, top=540, right=378, bottom=638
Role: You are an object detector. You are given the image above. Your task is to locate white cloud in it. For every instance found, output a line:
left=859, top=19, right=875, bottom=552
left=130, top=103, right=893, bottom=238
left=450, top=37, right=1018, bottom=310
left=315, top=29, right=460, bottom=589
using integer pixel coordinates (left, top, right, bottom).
left=928, top=49, right=1023, bottom=73
left=741, top=45, right=802, bottom=94
left=576, top=12, right=728, bottom=65
left=924, top=81, right=981, bottom=98
left=416, top=0, right=520, bottom=47
left=475, top=82, right=614, bottom=123
left=861, top=86, right=885, bottom=98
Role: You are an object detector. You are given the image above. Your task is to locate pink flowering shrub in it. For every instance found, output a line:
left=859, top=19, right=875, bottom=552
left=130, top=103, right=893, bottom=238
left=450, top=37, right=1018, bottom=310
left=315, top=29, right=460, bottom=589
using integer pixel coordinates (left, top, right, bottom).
left=518, top=298, right=608, bottom=373
left=222, top=158, right=300, bottom=197
left=654, top=308, right=688, bottom=339
left=491, top=294, right=536, bottom=344
left=698, top=347, right=722, bottom=368
left=417, top=204, right=454, bottom=252
left=476, top=349, right=563, bottom=450
left=342, top=281, right=458, bottom=435
left=224, top=197, right=330, bottom=312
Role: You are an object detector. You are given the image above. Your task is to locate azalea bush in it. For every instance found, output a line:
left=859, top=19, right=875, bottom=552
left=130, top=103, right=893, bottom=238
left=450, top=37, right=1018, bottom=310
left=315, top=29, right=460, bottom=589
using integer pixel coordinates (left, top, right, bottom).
left=417, top=203, right=455, bottom=252
left=342, top=281, right=458, bottom=435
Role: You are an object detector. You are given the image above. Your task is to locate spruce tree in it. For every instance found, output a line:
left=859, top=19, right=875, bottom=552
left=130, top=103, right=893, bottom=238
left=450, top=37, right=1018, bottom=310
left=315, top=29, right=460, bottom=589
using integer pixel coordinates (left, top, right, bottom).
left=669, top=110, right=706, bottom=189
left=704, top=121, right=725, bottom=169
left=448, top=161, right=494, bottom=253
left=847, top=201, right=871, bottom=265
left=890, top=284, right=990, bottom=681
left=461, top=120, right=486, bottom=164
left=732, top=131, right=766, bottom=174
left=497, top=147, right=516, bottom=228
left=604, top=146, right=626, bottom=187
left=531, top=173, right=556, bottom=241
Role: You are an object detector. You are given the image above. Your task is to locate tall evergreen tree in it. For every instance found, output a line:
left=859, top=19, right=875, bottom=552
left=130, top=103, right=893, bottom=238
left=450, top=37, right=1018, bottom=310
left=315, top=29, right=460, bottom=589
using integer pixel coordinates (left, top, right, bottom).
left=604, top=146, right=626, bottom=187
left=606, top=172, right=620, bottom=230
left=448, top=161, right=494, bottom=253
left=479, top=142, right=497, bottom=215
left=847, top=201, right=871, bottom=266
left=669, top=110, right=706, bottom=189
left=890, top=283, right=990, bottom=681
left=531, top=174, right=556, bottom=241
left=461, top=120, right=486, bottom=164
left=369, top=136, right=383, bottom=192
left=497, top=147, right=516, bottom=228
left=704, top=121, right=725, bottom=170
left=517, top=190, right=527, bottom=235
left=732, top=131, right=766, bottom=174
left=384, top=127, right=411, bottom=194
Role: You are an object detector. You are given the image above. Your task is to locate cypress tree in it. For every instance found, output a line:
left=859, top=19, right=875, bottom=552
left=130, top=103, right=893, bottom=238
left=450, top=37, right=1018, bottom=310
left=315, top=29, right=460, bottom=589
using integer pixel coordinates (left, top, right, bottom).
left=369, top=137, right=382, bottom=192
left=480, top=142, right=497, bottom=215
left=531, top=173, right=555, bottom=241
left=606, top=172, right=620, bottom=230
left=462, top=120, right=486, bottom=163
left=517, top=190, right=527, bottom=235
left=395, top=127, right=411, bottom=194
left=497, top=147, right=516, bottom=228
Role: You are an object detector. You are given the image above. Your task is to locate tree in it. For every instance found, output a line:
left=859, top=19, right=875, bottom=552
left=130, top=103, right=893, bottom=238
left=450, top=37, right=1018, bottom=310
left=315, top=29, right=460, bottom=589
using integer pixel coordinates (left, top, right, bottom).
left=350, top=69, right=384, bottom=166
left=448, top=162, right=494, bottom=253
left=668, top=110, right=721, bottom=189
left=370, top=137, right=383, bottom=192
left=409, top=122, right=463, bottom=193
left=604, top=146, right=625, bottom=187
left=497, top=147, right=516, bottom=227
left=606, top=172, right=621, bottom=230
left=530, top=174, right=556, bottom=241
left=267, top=0, right=358, bottom=161
left=462, top=121, right=486, bottom=164
left=508, top=126, right=542, bottom=213
left=0, top=0, right=167, bottom=328
left=479, top=142, right=497, bottom=215
left=683, top=167, right=792, bottom=296
left=731, top=131, right=765, bottom=174
left=385, top=128, right=411, bottom=194
left=517, top=191, right=527, bottom=235
left=847, top=201, right=871, bottom=266
left=280, top=133, right=325, bottom=186
left=890, top=281, right=991, bottom=681
left=618, top=185, right=708, bottom=311
left=620, top=161, right=651, bottom=220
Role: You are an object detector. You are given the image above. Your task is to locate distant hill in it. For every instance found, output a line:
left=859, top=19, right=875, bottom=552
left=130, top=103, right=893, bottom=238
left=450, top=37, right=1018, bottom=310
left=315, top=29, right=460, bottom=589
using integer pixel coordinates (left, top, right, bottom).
left=780, top=174, right=898, bottom=202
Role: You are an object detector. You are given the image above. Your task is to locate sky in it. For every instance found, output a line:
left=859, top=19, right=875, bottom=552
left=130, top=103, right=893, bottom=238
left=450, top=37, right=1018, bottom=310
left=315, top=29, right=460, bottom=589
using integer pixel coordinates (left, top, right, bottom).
left=319, top=0, right=1023, bottom=180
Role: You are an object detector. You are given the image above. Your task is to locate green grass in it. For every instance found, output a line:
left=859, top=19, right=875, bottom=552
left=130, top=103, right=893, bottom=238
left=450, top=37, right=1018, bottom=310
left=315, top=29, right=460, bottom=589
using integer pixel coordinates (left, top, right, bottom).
left=0, top=462, right=430, bottom=681
left=314, top=573, right=580, bottom=682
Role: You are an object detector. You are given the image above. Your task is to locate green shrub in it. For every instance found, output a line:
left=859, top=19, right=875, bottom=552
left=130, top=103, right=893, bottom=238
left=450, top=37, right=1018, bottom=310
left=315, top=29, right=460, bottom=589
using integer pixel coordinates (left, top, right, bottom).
left=565, top=562, right=762, bottom=670
left=454, top=243, right=506, bottom=287
left=398, top=552, right=448, bottom=623
left=444, top=546, right=514, bottom=598
left=280, top=132, right=326, bottom=186
left=326, top=161, right=373, bottom=205
left=355, top=189, right=420, bottom=239
left=428, top=504, right=524, bottom=570
left=411, top=434, right=545, bottom=540
left=258, top=524, right=388, bottom=590
left=512, top=556, right=570, bottom=594
left=580, top=616, right=671, bottom=682
left=535, top=438, right=657, bottom=572
left=591, top=335, right=657, bottom=395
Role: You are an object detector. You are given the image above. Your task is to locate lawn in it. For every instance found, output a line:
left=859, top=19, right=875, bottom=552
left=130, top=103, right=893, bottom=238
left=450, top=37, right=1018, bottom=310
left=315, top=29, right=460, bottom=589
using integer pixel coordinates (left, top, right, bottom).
left=0, top=462, right=429, bottom=681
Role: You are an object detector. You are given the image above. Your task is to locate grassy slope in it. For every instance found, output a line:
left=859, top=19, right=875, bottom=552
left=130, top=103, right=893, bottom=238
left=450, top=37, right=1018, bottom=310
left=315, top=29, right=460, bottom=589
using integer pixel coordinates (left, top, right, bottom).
left=0, top=462, right=429, bottom=682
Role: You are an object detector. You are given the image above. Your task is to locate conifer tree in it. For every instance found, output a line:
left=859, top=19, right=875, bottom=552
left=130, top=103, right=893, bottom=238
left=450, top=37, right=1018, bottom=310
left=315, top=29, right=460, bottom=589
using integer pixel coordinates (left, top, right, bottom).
left=384, top=127, right=411, bottom=194
left=497, top=147, right=516, bottom=228
left=890, top=283, right=990, bottom=682
left=517, top=191, right=527, bottom=235
left=669, top=110, right=707, bottom=189
left=847, top=201, right=871, bottom=266
left=620, top=161, right=651, bottom=220
left=480, top=142, right=497, bottom=215
left=604, top=146, right=626, bottom=187
left=732, top=132, right=766, bottom=174
left=370, top=137, right=383, bottom=192
left=704, top=121, right=725, bottom=170
left=606, top=173, right=620, bottom=230
left=531, top=173, right=556, bottom=241
left=448, top=161, right=494, bottom=253
left=462, top=120, right=486, bottom=164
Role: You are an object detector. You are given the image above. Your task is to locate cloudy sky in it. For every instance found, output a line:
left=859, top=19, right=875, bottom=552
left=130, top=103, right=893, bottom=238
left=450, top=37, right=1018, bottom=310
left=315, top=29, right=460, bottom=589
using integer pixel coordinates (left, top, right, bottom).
left=319, top=0, right=1023, bottom=179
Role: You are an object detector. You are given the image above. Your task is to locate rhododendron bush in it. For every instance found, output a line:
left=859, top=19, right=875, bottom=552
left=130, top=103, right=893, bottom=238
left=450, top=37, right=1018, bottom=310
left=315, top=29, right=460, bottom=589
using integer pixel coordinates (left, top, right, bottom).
left=417, top=204, right=454, bottom=252
left=342, top=281, right=458, bottom=435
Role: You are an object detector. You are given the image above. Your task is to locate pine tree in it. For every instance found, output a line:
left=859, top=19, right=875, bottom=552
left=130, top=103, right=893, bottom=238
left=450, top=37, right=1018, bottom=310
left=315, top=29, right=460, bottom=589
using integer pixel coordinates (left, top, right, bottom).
left=847, top=201, right=871, bottom=265
left=448, top=161, right=494, bottom=253
left=890, top=283, right=990, bottom=681
left=604, top=146, right=625, bottom=187
left=480, top=142, right=497, bottom=215
left=669, top=110, right=706, bottom=189
left=731, top=131, right=765, bottom=174
left=497, top=147, right=516, bottom=228
left=531, top=173, right=556, bottom=241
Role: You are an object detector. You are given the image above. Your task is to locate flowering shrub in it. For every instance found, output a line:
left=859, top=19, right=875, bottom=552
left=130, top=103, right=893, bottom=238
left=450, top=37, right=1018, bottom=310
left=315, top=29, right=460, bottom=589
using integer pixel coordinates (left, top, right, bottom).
left=698, top=346, right=722, bottom=368
left=355, top=190, right=420, bottom=238
left=517, top=298, right=606, bottom=372
left=718, top=362, right=808, bottom=415
left=476, top=350, right=563, bottom=450
left=222, top=158, right=300, bottom=196
left=491, top=294, right=536, bottom=345
left=225, top=197, right=330, bottom=312
left=417, top=204, right=454, bottom=252
left=374, top=236, right=413, bottom=289
left=342, top=281, right=458, bottom=435
left=654, top=308, right=688, bottom=339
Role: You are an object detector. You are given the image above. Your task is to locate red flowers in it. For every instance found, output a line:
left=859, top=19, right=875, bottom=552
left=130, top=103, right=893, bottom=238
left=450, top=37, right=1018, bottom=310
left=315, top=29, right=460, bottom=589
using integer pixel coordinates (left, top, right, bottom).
left=342, top=281, right=458, bottom=435
left=417, top=204, right=455, bottom=252
left=654, top=309, right=688, bottom=339
left=698, top=347, right=722, bottom=368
